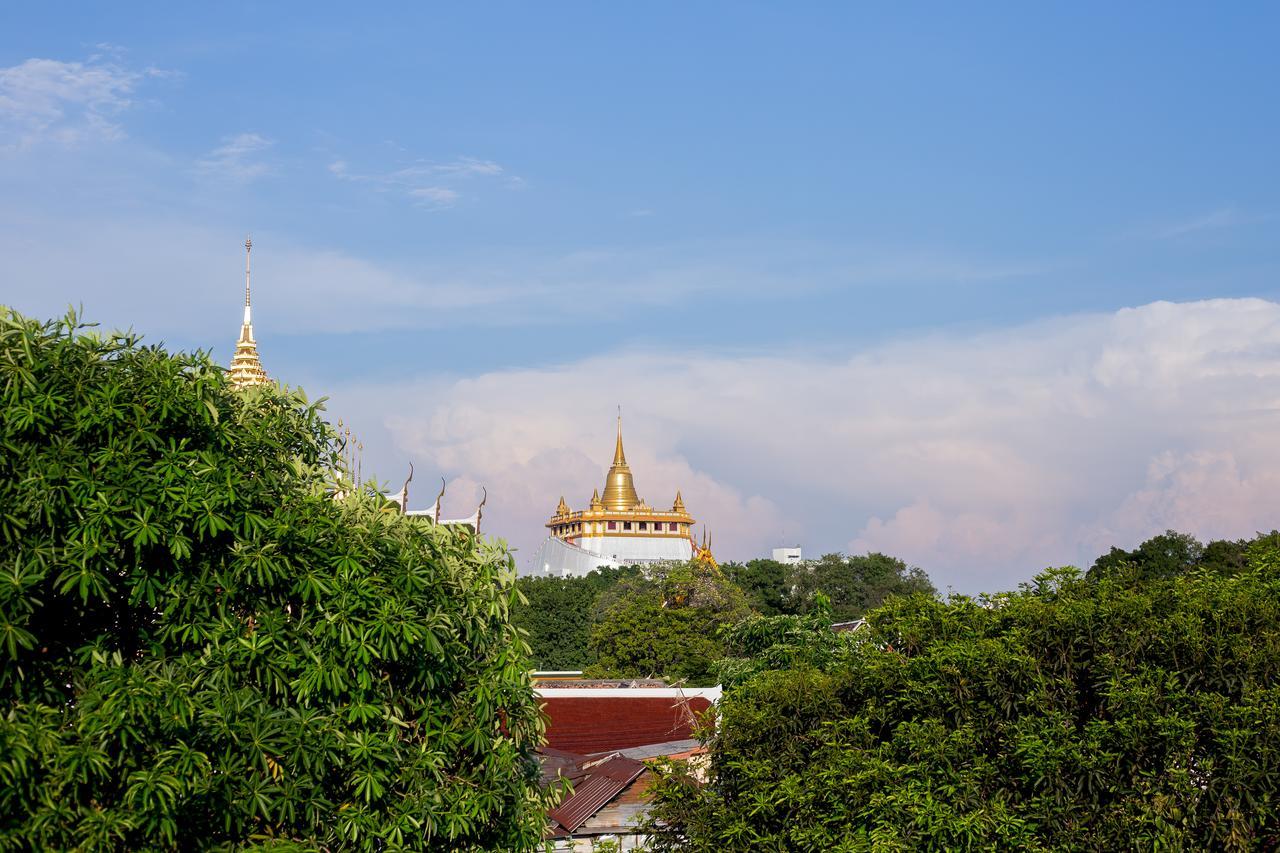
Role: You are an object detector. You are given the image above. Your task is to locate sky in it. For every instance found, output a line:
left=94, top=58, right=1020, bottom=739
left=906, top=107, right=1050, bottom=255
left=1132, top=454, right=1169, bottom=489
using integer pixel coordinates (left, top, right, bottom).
left=3, top=3, right=1279, bottom=592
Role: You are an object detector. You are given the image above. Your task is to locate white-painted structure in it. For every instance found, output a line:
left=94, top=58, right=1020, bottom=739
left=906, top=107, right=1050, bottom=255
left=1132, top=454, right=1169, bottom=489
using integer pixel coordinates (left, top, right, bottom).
left=773, top=546, right=803, bottom=564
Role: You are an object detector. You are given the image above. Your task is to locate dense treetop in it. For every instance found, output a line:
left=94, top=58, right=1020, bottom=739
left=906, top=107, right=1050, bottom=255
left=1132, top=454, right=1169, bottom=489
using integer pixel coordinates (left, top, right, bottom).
left=1089, top=528, right=1252, bottom=581
left=0, top=310, right=549, bottom=851
left=644, top=535, right=1280, bottom=851
left=518, top=552, right=937, bottom=676
left=511, top=566, right=639, bottom=671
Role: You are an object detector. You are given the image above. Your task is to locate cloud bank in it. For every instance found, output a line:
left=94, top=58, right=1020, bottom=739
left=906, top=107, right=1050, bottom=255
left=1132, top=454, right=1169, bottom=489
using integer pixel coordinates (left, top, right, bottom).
left=330, top=298, right=1280, bottom=593
left=0, top=52, right=159, bottom=151
left=196, top=133, right=274, bottom=183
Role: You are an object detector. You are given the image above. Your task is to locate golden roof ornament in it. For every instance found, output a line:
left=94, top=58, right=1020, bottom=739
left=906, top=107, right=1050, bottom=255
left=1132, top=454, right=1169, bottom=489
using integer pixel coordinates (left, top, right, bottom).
left=556, top=495, right=570, bottom=516
left=672, top=491, right=686, bottom=513
left=227, top=235, right=269, bottom=388
left=602, top=411, right=641, bottom=511
left=590, top=488, right=603, bottom=510
left=694, top=526, right=718, bottom=571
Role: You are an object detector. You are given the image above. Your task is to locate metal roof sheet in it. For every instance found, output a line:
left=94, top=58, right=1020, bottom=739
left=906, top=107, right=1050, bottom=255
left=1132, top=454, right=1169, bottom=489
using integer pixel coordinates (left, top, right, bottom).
left=547, top=755, right=646, bottom=834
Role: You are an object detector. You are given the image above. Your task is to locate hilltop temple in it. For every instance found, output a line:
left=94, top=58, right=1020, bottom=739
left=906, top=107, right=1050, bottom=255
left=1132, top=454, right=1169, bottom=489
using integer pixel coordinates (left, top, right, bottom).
left=227, top=236, right=269, bottom=388
left=532, top=417, right=713, bottom=577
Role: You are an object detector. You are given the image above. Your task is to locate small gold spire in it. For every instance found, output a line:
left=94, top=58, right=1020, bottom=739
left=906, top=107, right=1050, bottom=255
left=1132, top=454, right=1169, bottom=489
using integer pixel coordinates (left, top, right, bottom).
left=602, top=411, right=640, bottom=510
left=556, top=495, right=570, bottom=516
left=672, top=490, right=686, bottom=513
left=613, top=408, right=626, bottom=466
left=228, top=235, right=269, bottom=388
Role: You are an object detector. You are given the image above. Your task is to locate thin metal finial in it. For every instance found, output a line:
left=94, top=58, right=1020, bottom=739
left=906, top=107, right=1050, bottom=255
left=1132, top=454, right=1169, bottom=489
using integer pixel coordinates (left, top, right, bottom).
left=244, top=235, right=253, bottom=307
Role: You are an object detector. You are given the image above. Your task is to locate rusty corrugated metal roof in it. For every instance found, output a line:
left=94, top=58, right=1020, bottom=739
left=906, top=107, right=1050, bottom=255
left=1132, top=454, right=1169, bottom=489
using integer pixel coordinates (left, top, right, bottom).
left=547, top=755, right=646, bottom=834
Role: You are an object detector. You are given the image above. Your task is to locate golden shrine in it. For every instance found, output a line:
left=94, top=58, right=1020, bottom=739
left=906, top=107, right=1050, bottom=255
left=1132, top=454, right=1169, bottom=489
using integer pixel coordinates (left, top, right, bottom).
left=535, top=416, right=714, bottom=576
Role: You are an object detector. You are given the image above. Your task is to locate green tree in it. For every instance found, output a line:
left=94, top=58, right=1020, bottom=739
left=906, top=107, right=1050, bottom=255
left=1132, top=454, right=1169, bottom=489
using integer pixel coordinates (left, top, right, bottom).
left=787, top=552, right=936, bottom=621
left=512, top=566, right=639, bottom=670
left=0, top=311, right=550, bottom=850
left=586, top=562, right=750, bottom=685
left=644, top=537, right=1280, bottom=851
left=1089, top=529, right=1205, bottom=581
left=1089, top=530, right=1258, bottom=582
left=721, top=558, right=789, bottom=616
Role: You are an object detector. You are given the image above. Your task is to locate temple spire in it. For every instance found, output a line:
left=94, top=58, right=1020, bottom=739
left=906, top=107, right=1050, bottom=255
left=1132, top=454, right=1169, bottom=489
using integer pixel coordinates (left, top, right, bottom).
left=228, top=235, right=269, bottom=388
left=613, top=407, right=627, bottom=466
left=602, top=408, right=640, bottom=511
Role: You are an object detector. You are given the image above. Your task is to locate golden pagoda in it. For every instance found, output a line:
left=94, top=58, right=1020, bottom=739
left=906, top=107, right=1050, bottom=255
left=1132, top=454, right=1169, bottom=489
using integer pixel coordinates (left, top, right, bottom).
left=227, top=236, right=269, bottom=388
left=536, top=415, right=702, bottom=575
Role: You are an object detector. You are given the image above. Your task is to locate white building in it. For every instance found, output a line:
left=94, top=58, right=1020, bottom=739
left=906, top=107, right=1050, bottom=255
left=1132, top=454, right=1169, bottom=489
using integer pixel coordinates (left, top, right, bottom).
left=772, top=546, right=803, bottom=564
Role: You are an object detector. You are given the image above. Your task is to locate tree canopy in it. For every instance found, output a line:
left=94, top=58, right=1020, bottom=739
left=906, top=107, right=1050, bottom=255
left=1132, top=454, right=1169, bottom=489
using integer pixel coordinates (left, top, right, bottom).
left=1089, top=529, right=1250, bottom=582
left=722, top=552, right=936, bottom=623
left=512, top=565, right=639, bottom=670
left=586, top=561, right=751, bottom=686
left=0, top=311, right=549, bottom=850
left=644, top=536, right=1280, bottom=851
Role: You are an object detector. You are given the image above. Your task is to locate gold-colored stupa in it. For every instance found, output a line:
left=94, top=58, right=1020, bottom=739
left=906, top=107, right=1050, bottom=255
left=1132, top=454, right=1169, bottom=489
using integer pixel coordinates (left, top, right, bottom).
left=546, top=415, right=697, bottom=549
left=227, top=236, right=269, bottom=389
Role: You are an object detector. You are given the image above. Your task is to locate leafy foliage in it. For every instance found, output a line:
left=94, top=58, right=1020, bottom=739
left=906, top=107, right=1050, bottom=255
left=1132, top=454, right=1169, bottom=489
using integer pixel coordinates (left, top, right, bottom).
left=787, top=552, right=936, bottom=622
left=586, top=562, right=750, bottom=686
left=0, top=310, right=549, bottom=850
left=720, top=558, right=789, bottom=616
left=1089, top=529, right=1249, bottom=581
left=644, top=539, right=1280, bottom=851
left=722, top=552, right=937, bottom=622
left=511, top=566, right=639, bottom=670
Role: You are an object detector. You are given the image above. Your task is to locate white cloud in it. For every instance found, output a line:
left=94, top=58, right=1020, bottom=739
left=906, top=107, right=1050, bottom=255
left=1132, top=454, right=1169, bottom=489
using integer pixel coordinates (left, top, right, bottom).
left=196, top=133, right=274, bottom=182
left=326, top=298, right=1280, bottom=592
left=1143, top=206, right=1263, bottom=240
left=407, top=186, right=460, bottom=208
left=1, top=217, right=1031, bottom=337
left=0, top=54, right=154, bottom=150
left=328, top=154, right=513, bottom=205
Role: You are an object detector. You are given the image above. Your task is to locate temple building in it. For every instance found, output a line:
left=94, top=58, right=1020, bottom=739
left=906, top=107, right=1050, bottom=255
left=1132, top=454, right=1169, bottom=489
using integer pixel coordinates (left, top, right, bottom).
left=227, top=236, right=269, bottom=388
left=531, top=417, right=712, bottom=577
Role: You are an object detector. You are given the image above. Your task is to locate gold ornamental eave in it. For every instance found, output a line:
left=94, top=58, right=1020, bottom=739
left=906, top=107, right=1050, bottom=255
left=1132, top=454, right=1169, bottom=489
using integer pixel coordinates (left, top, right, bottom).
left=545, top=507, right=696, bottom=530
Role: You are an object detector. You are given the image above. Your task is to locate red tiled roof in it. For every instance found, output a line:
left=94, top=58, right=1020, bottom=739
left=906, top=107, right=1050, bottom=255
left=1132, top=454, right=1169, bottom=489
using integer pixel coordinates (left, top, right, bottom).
left=540, top=695, right=713, bottom=753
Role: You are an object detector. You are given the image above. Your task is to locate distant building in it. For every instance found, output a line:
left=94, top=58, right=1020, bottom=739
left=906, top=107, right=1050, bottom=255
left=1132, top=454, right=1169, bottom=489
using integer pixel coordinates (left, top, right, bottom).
left=773, top=546, right=803, bottom=564
left=531, top=416, right=714, bottom=576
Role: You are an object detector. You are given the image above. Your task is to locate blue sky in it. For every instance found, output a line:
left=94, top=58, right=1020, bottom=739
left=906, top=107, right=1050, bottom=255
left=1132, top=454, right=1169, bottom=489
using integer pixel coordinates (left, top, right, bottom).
left=3, top=4, right=1279, bottom=590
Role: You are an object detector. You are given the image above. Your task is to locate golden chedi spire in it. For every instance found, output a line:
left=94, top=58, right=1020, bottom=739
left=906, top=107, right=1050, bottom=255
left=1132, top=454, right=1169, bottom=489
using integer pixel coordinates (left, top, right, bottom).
left=672, top=490, right=686, bottom=513
left=556, top=495, right=570, bottom=516
left=601, top=411, right=640, bottom=511
left=228, top=235, right=269, bottom=389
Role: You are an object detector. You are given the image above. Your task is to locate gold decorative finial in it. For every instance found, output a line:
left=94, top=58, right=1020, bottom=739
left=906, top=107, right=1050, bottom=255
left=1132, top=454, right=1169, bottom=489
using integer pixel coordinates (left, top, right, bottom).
left=228, top=235, right=269, bottom=388
left=613, top=406, right=626, bottom=466
left=602, top=411, right=639, bottom=510
left=434, top=478, right=446, bottom=524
